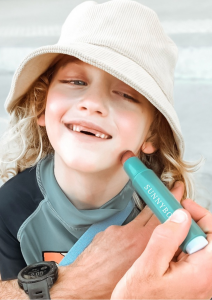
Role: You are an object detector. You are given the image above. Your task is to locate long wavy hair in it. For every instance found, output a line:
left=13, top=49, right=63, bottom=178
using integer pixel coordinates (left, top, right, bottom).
left=0, top=54, right=203, bottom=208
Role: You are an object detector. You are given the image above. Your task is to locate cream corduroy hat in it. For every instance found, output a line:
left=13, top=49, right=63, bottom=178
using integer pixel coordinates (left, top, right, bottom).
left=4, top=0, right=184, bottom=157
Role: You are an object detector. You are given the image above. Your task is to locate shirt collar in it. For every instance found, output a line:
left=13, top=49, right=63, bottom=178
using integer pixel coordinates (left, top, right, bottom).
left=38, top=154, right=135, bottom=227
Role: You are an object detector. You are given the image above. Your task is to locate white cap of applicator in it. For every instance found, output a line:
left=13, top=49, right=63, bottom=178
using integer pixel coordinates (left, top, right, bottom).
left=186, top=236, right=208, bottom=254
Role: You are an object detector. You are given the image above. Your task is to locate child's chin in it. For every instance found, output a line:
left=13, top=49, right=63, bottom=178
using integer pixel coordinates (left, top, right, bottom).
left=61, top=155, right=100, bottom=170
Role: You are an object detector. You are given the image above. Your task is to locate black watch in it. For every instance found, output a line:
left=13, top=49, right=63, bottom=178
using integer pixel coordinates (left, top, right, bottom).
left=17, top=261, right=58, bottom=300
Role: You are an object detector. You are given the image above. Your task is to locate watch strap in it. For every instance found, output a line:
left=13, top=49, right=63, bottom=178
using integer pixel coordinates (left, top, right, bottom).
left=25, top=279, right=50, bottom=300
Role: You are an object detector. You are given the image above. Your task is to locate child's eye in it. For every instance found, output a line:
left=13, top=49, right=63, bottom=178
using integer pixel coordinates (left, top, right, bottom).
left=68, top=80, right=87, bottom=86
left=118, top=92, right=137, bottom=102
left=60, top=80, right=137, bottom=102
left=59, top=79, right=87, bottom=86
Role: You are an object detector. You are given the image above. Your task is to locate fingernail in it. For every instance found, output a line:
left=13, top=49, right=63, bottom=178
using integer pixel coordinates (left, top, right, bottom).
left=174, top=181, right=182, bottom=188
left=169, top=210, right=187, bottom=223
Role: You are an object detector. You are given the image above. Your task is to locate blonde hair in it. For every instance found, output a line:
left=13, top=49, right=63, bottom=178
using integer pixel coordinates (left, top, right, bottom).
left=0, top=55, right=203, bottom=206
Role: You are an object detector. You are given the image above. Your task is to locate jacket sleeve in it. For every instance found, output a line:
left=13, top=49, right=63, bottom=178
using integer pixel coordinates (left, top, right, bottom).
left=0, top=214, right=26, bottom=281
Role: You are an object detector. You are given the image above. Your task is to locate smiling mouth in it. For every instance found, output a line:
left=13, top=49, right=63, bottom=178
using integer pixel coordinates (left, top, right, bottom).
left=65, top=124, right=112, bottom=140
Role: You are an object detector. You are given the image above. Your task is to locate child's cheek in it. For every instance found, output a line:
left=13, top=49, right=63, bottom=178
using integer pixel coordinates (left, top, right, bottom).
left=46, top=95, right=66, bottom=122
left=48, top=102, right=62, bottom=114
left=117, top=111, right=141, bottom=137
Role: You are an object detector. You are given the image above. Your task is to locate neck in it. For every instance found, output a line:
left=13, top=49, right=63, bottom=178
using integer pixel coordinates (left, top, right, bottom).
left=54, top=153, right=130, bottom=210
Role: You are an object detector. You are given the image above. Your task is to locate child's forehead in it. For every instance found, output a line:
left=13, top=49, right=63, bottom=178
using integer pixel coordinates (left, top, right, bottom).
left=59, top=56, right=93, bottom=72
left=55, top=55, right=84, bottom=71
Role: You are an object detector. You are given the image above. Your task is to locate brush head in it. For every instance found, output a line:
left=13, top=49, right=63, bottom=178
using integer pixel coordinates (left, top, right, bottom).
left=121, top=150, right=135, bottom=165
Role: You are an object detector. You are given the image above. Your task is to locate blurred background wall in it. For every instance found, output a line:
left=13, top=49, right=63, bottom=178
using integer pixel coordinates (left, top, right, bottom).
left=0, top=0, right=212, bottom=209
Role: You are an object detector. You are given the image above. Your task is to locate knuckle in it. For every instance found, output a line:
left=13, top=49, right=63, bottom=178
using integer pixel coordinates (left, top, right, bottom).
left=104, top=224, right=120, bottom=235
left=92, top=230, right=104, bottom=241
left=92, top=225, right=124, bottom=246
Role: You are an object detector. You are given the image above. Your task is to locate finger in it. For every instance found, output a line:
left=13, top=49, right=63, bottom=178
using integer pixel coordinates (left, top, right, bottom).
left=172, top=247, right=183, bottom=261
left=181, top=198, right=212, bottom=234
left=170, top=181, right=184, bottom=203
left=181, top=198, right=210, bottom=221
left=143, top=213, right=162, bottom=236
left=176, top=250, right=189, bottom=262
left=125, top=204, right=154, bottom=228
left=136, top=209, right=192, bottom=277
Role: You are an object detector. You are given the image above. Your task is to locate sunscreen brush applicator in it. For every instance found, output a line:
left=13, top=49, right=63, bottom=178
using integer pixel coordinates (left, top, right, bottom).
left=121, top=150, right=208, bottom=254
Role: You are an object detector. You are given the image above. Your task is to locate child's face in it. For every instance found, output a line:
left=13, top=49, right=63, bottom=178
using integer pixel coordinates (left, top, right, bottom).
left=38, top=58, right=155, bottom=173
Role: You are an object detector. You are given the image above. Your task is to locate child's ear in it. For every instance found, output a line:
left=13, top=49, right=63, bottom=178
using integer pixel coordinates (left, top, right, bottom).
left=140, top=141, right=157, bottom=154
left=37, top=113, right=45, bottom=126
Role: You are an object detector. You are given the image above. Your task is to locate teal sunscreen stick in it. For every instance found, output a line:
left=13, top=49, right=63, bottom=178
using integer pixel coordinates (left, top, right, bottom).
left=121, top=151, right=208, bottom=254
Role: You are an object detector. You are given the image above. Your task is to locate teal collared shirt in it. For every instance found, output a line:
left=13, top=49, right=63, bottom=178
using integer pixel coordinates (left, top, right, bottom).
left=17, top=154, right=140, bottom=265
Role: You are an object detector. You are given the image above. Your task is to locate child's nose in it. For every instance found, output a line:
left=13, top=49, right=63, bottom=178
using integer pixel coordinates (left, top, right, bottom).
left=76, top=89, right=109, bottom=116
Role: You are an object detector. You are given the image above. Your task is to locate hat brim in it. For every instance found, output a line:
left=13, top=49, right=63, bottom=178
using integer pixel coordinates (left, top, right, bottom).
left=5, top=42, right=184, bottom=156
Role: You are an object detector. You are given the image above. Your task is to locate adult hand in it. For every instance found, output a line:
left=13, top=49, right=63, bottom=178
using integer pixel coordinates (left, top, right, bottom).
left=51, top=181, right=184, bottom=299
left=111, top=199, right=212, bottom=299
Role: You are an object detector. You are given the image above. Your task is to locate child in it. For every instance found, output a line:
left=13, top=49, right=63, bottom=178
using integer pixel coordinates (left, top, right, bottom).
left=0, top=0, right=202, bottom=285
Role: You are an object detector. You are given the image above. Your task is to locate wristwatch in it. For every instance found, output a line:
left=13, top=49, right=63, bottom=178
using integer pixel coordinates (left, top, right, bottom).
left=17, top=261, right=58, bottom=299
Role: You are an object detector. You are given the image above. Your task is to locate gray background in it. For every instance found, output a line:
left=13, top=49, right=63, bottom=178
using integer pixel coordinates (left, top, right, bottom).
left=0, top=0, right=212, bottom=210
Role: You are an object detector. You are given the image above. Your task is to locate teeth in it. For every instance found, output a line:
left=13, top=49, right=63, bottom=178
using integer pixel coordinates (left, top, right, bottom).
left=101, top=134, right=107, bottom=139
left=73, top=125, right=80, bottom=132
left=70, top=124, right=109, bottom=139
left=95, top=133, right=108, bottom=139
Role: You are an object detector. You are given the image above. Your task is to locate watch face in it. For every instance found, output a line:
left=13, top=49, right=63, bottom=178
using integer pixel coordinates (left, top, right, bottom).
left=22, top=264, right=51, bottom=279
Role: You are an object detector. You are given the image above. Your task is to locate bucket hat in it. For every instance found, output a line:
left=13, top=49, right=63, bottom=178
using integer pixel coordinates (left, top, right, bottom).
left=4, top=0, right=184, bottom=157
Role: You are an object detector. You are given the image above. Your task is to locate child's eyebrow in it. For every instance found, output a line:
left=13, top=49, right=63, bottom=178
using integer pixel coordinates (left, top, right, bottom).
left=60, top=63, right=88, bottom=77
left=62, top=59, right=86, bottom=67
left=68, top=61, right=83, bottom=65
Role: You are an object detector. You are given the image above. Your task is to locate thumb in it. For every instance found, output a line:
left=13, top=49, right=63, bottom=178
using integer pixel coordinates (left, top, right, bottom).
left=136, top=208, right=192, bottom=277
